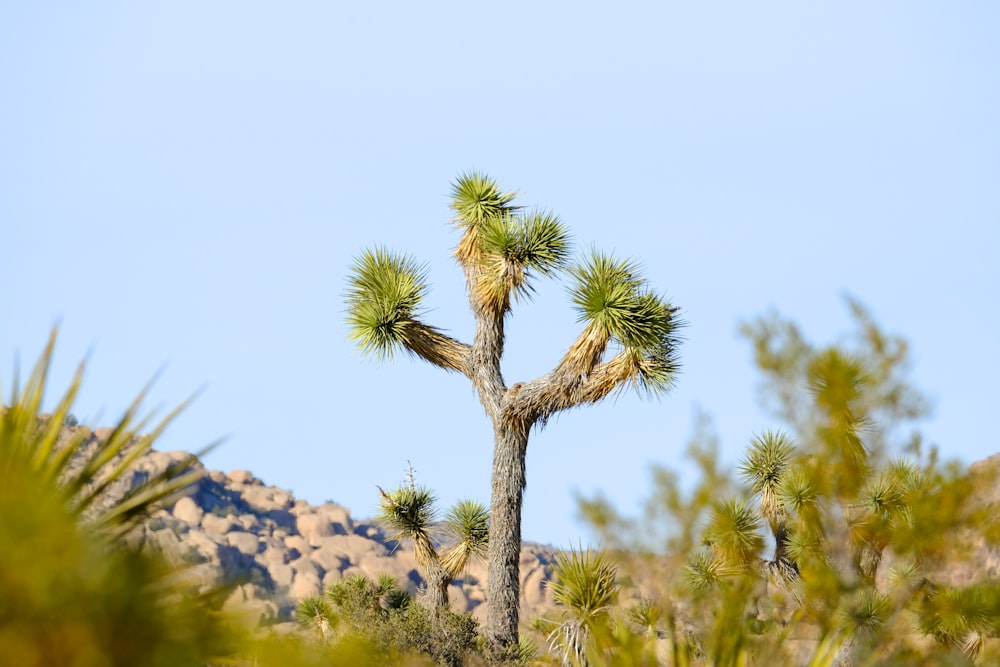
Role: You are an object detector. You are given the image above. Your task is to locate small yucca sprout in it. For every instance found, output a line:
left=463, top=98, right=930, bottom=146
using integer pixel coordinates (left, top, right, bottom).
left=297, top=596, right=334, bottom=640
left=549, top=547, right=619, bottom=620
left=684, top=550, right=723, bottom=592
left=519, top=637, right=539, bottom=663
left=627, top=599, right=662, bottom=636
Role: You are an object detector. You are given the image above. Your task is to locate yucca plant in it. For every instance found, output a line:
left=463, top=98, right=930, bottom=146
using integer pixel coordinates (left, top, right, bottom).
left=346, top=173, right=683, bottom=654
left=377, top=476, right=488, bottom=617
left=0, top=329, right=238, bottom=666
left=543, top=547, right=619, bottom=667
left=296, top=595, right=335, bottom=642
left=0, top=330, right=217, bottom=540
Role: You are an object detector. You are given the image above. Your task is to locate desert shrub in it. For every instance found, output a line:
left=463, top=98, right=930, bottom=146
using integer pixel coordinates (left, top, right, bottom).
left=298, top=572, right=484, bottom=666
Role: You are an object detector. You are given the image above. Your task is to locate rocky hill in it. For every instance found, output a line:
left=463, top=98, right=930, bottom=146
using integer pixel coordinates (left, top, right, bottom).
left=77, top=425, right=557, bottom=630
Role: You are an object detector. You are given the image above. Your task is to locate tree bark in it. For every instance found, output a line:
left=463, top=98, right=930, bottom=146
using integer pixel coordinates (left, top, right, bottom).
left=484, top=421, right=529, bottom=655
left=422, top=559, right=451, bottom=620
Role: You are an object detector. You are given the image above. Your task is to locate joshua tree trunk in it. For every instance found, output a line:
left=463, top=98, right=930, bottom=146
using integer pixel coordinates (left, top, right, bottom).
left=423, top=559, right=451, bottom=618
left=485, top=422, right=529, bottom=652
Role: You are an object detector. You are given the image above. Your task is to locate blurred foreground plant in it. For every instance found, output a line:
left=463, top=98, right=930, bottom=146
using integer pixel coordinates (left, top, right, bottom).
left=575, top=301, right=1000, bottom=666
left=0, top=330, right=239, bottom=666
left=1, top=331, right=497, bottom=667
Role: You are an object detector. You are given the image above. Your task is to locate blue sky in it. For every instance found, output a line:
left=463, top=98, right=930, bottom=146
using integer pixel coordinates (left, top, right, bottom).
left=2, top=2, right=998, bottom=546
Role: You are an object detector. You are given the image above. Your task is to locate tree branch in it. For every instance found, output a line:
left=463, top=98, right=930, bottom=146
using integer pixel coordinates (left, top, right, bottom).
left=503, top=346, right=644, bottom=426
left=400, top=321, right=472, bottom=375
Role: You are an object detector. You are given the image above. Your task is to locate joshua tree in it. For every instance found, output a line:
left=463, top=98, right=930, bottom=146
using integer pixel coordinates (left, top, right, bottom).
left=345, top=172, right=682, bottom=654
left=377, top=476, right=489, bottom=616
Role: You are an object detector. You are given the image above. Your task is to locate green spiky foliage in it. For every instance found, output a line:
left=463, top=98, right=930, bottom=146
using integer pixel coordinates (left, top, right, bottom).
left=440, top=499, right=490, bottom=577
left=449, top=172, right=520, bottom=231
left=626, top=599, right=662, bottom=637
left=298, top=572, right=482, bottom=667
left=741, top=430, right=796, bottom=570
left=573, top=302, right=1000, bottom=666
left=345, top=173, right=682, bottom=655
left=0, top=331, right=217, bottom=541
left=702, top=498, right=765, bottom=572
left=296, top=596, right=335, bottom=642
left=379, top=484, right=441, bottom=569
left=0, top=330, right=242, bottom=666
left=377, top=477, right=488, bottom=619
left=545, top=547, right=619, bottom=667
left=324, top=573, right=411, bottom=627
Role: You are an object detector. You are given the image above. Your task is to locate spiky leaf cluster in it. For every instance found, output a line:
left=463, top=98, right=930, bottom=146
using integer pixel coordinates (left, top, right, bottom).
left=544, top=547, right=620, bottom=667
left=549, top=547, right=619, bottom=620
left=450, top=173, right=572, bottom=314
left=703, top=498, right=764, bottom=569
left=378, top=484, right=439, bottom=565
left=0, top=331, right=240, bottom=665
left=440, top=499, right=489, bottom=577
left=740, top=431, right=795, bottom=499
left=449, top=171, right=520, bottom=231
left=345, top=248, right=429, bottom=360
left=567, top=251, right=681, bottom=396
left=476, top=210, right=572, bottom=308
left=0, top=329, right=214, bottom=540
left=740, top=430, right=796, bottom=532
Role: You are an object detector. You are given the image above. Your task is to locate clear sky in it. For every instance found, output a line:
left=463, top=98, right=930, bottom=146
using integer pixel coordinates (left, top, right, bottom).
left=2, top=2, right=998, bottom=547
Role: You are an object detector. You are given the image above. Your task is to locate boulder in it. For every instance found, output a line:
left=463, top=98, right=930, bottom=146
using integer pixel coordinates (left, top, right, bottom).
left=227, top=532, right=261, bottom=556
left=242, top=485, right=293, bottom=512
left=202, top=513, right=238, bottom=535
left=172, top=496, right=204, bottom=525
left=229, top=470, right=257, bottom=485
left=310, top=548, right=346, bottom=573
left=290, top=571, right=322, bottom=601
left=268, top=562, right=295, bottom=588
left=295, top=513, right=350, bottom=545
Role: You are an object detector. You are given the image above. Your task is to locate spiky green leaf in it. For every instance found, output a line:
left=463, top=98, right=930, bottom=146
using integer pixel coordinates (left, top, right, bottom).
left=704, top=498, right=764, bottom=568
left=441, top=499, right=489, bottom=577
left=449, top=171, right=519, bottom=230
left=549, top=547, right=618, bottom=620
left=740, top=430, right=796, bottom=496
left=377, top=484, right=438, bottom=541
left=345, top=248, right=429, bottom=360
